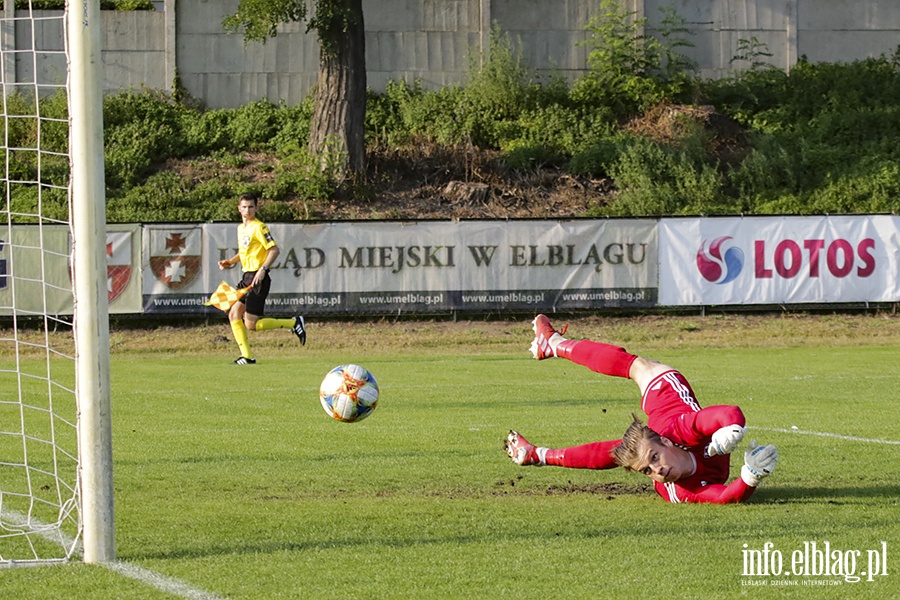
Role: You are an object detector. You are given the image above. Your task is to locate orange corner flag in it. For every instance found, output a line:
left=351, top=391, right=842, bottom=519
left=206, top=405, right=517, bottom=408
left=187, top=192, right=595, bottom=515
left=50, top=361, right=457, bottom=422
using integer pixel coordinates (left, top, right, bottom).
left=204, top=281, right=250, bottom=312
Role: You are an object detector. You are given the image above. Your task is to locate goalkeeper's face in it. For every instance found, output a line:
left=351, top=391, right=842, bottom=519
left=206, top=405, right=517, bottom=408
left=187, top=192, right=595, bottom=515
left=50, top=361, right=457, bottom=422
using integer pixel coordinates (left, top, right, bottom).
left=633, top=436, right=695, bottom=483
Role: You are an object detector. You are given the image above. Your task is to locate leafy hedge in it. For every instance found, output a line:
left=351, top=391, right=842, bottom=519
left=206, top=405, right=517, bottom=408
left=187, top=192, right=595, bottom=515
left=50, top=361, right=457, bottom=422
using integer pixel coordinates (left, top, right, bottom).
left=4, top=2, right=900, bottom=222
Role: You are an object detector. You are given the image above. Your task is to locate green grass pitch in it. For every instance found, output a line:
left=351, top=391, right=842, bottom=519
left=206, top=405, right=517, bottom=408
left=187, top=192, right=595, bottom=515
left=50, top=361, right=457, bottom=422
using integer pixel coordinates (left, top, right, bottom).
left=3, top=317, right=899, bottom=598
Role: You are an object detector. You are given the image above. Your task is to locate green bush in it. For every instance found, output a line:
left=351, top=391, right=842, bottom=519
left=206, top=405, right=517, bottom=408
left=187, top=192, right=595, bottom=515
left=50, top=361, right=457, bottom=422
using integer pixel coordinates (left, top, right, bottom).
left=502, top=140, right=564, bottom=171
left=103, top=90, right=192, bottom=188
left=0, top=92, right=69, bottom=185
left=500, top=103, right=618, bottom=171
left=182, top=108, right=234, bottom=154
left=7, top=184, right=68, bottom=223
left=508, top=104, right=617, bottom=157
left=271, top=148, right=336, bottom=204
left=107, top=171, right=195, bottom=222
left=272, top=99, right=314, bottom=157
left=604, top=135, right=726, bottom=216
left=391, top=25, right=566, bottom=150
left=726, top=136, right=803, bottom=209
left=1, top=94, right=39, bottom=150
left=567, top=136, right=627, bottom=178
left=366, top=80, right=417, bottom=147
left=807, top=158, right=900, bottom=214
left=35, top=90, right=69, bottom=153
left=105, top=120, right=175, bottom=188
left=396, top=85, right=470, bottom=145
left=192, top=175, right=249, bottom=218
left=103, top=89, right=185, bottom=131
left=227, top=100, right=280, bottom=150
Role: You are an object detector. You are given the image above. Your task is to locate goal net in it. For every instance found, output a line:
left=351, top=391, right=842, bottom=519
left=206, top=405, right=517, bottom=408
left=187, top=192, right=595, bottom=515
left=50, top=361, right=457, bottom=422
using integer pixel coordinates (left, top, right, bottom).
left=0, top=1, right=113, bottom=566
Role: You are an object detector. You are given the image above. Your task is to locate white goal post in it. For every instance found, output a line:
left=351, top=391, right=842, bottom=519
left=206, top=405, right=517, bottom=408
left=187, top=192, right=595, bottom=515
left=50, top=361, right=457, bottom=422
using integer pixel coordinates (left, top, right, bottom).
left=0, top=0, right=113, bottom=566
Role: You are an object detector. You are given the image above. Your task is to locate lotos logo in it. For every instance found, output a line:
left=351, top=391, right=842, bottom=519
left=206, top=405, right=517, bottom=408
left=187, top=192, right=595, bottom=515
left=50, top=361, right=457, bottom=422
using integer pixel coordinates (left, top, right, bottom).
left=754, top=238, right=875, bottom=278
left=697, top=236, right=744, bottom=284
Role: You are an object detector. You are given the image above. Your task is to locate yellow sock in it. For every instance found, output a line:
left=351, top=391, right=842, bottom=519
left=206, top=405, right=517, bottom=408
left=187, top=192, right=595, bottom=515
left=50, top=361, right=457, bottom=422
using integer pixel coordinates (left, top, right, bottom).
left=255, top=317, right=295, bottom=331
left=230, top=320, right=252, bottom=358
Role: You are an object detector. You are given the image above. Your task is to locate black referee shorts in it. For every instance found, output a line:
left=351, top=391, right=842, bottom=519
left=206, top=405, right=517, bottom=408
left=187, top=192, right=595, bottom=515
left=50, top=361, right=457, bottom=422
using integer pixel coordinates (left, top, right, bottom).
left=238, top=270, right=271, bottom=317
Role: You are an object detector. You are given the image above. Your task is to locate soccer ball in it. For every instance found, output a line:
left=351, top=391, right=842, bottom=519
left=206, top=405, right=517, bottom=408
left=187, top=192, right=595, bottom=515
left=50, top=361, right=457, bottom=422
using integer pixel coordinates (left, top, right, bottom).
left=319, top=364, right=379, bottom=423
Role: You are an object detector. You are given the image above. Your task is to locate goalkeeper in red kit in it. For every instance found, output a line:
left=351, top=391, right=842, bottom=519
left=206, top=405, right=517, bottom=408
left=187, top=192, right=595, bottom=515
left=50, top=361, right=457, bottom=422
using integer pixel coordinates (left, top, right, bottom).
left=504, top=315, right=779, bottom=504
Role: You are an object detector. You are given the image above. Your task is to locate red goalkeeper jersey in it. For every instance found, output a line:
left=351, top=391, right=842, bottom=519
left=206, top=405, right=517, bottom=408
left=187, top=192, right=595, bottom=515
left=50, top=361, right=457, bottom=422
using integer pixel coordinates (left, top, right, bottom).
left=555, top=370, right=754, bottom=504
left=642, top=370, right=753, bottom=504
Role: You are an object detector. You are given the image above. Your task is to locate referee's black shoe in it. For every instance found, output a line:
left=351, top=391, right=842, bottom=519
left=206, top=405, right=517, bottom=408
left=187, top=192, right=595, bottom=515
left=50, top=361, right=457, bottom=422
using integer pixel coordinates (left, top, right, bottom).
left=292, top=315, right=307, bottom=346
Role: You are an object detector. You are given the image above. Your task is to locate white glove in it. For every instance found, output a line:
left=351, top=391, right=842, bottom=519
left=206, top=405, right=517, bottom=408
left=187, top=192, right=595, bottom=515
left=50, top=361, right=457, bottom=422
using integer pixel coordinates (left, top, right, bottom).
left=707, top=424, right=746, bottom=456
left=740, top=440, right=779, bottom=487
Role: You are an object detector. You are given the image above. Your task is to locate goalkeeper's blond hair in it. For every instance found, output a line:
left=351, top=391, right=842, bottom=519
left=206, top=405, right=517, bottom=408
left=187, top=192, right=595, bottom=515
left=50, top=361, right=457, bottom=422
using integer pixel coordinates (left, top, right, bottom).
left=613, top=413, right=662, bottom=470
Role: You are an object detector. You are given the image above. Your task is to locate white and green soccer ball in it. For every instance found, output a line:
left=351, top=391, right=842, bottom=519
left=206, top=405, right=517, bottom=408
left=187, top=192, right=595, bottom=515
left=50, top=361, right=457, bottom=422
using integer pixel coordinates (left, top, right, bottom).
left=319, top=364, right=379, bottom=423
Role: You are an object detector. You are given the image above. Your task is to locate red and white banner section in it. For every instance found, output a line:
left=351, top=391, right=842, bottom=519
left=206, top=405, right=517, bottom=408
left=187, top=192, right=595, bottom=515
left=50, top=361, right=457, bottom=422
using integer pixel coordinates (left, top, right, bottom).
left=142, top=220, right=658, bottom=315
left=659, top=216, right=900, bottom=306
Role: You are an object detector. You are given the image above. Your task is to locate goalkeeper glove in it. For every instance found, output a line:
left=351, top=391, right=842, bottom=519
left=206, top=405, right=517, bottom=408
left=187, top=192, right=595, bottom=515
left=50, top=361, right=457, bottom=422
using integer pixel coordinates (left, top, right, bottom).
left=740, top=440, right=779, bottom=487
left=706, top=424, right=746, bottom=456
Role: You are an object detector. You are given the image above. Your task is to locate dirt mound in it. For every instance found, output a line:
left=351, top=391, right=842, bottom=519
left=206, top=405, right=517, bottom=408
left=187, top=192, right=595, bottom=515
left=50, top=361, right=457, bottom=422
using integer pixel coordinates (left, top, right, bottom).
left=494, top=476, right=652, bottom=498
left=626, top=103, right=748, bottom=164
left=336, top=143, right=610, bottom=220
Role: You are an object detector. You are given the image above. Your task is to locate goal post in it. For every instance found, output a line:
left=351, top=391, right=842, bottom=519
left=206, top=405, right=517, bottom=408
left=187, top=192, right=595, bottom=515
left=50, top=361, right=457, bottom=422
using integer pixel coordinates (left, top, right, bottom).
left=68, top=0, right=114, bottom=565
left=0, top=0, right=113, bottom=566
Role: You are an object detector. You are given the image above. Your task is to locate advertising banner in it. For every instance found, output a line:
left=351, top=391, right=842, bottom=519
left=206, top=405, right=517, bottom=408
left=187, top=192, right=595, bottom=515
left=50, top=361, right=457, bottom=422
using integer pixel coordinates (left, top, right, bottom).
left=143, top=220, right=659, bottom=315
left=0, top=225, right=72, bottom=316
left=0, top=224, right=142, bottom=316
left=659, top=216, right=900, bottom=305
left=6, top=217, right=897, bottom=318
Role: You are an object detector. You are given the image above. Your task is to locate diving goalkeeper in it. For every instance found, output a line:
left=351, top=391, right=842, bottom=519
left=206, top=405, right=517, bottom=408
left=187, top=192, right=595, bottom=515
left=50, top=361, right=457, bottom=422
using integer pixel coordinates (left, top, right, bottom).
left=504, top=315, right=779, bottom=504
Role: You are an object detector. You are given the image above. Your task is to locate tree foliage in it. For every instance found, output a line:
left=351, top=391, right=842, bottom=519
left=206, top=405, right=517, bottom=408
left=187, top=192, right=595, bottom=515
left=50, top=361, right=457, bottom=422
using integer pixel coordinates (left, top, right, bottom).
left=222, top=0, right=308, bottom=43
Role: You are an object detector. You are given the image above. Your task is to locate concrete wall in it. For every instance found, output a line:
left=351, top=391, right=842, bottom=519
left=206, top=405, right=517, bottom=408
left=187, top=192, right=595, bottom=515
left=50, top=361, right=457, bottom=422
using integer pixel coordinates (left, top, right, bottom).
left=1, top=7, right=168, bottom=93
left=3, top=1, right=899, bottom=108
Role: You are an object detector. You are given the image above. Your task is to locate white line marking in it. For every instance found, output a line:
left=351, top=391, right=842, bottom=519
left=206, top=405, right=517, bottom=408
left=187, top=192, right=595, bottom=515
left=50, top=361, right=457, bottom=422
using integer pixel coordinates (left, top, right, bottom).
left=1, top=509, right=227, bottom=599
left=752, top=427, right=900, bottom=445
left=106, top=561, right=228, bottom=600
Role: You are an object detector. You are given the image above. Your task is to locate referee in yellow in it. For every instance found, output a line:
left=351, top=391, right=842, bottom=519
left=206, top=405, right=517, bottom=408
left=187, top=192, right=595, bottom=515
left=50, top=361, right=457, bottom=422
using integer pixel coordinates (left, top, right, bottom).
left=217, top=192, right=306, bottom=364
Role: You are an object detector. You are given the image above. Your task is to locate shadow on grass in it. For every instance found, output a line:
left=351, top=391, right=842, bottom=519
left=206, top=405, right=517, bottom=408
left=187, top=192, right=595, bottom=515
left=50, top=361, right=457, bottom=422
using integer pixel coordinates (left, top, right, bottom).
left=493, top=481, right=900, bottom=505
left=749, top=484, right=900, bottom=504
left=131, top=525, right=654, bottom=562
left=127, top=484, right=898, bottom=562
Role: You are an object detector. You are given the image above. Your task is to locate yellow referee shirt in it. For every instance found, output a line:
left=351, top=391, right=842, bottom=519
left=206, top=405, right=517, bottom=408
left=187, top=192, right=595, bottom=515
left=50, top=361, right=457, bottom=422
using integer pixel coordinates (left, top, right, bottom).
left=237, top=218, right=276, bottom=272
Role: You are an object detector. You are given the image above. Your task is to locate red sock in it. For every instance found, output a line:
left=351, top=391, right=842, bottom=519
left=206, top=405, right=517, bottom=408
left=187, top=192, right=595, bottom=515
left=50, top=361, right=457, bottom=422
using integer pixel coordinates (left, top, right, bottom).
left=557, top=340, right=637, bottom=379
left=545, top=440, right=620, bottom=470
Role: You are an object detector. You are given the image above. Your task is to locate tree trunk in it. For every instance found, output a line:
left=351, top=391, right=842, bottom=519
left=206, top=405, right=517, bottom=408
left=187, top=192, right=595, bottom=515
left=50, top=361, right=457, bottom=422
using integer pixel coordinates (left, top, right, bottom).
left=309, top=0, right=366, bottom=181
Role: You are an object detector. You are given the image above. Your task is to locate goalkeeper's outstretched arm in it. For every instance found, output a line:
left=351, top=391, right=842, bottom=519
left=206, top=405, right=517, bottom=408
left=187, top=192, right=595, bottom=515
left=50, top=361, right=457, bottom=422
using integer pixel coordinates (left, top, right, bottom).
left=667, top=440, right=779, bottom=504
left=668, top=477, right=756, bottom=504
